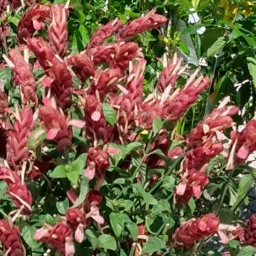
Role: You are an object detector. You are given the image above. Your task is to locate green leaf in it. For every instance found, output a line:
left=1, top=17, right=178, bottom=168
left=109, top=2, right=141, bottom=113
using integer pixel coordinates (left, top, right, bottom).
left=110, top=212, right=126, bottom=237
left=28, top=128, right=46, bottom=149
left=152, top=199, right=171, bottom=214
left=98, top=234, right=117, bottom=251
left=143, top=237, right=165, bottom=254
left=22, top=226, right=39, bottom=249
left=238, top=174, right=253, bottom=197
left=207, top=36, right=226, bottom=57
left=56, top=198, right=69, bottom=215
left=153, top=117, right=163, bottom=135
left=123, top=142, right=142, bottom=158
left=85, top=228, right=98, bottom=250
left=0, top=181, right=8, bottom=199
left=237, top=246, right=255, bottom=256
left=161, top=176, right=176, bottom=191
left=126, top=222, right=138, bottom=241
left=79, top=25, right=89, bottom=48
left=132, top=184, right=157, bottom=205
left=71, top=153, right=87, bottom=174
left=219, top=208, right=234, bottom=224
left=72, top=177, right=89, bottom=208
left=188, top=197, right=196, bottom=214
left=103, top=103, right=117, bottom=126
left=247, top=57, right=256, bottom=90
left=49, top=165, right=67, bottom=179
left=0, top=67, right=11, bottom=89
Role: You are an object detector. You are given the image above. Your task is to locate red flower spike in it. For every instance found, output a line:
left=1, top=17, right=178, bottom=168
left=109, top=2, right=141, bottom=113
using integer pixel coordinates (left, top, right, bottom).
left=172, top=214, right=220, bottom=249
left=85, top=147, right=109, bottom=179
left=0, top=88, right=8, bottom=115
left=183, top=141, right=223, bottom=171
left=187, top=105, right=239, bottom=148
left=86, top=190, right=102, bottom=206
left=48, top=57, right=73, bottom=109
left=88, top=67, right=123, bottom=100
left=162, top=76, right=211, bottom=122
left=175, top=169, right=209, bottom=204
left=0, top=167, right=32, bottom=213
left=9, top=49, right=37, bottom=104
left=84, top=94, right=115, bottom=142
left=48, top=4, right=69, bottom=57
left=0, top=220, right=25, bottom=256
left=34, top=221, right=75, bottom=256
left=125, top=58, right=146, bottom=104
left=244, top=213, right=256, bottom=246
left=6, top=107, right=34, bottom=170
left=39, top=103, right=72, bottom=151
left=86, top=43, right=116, bottom=66
left=232, top=120, right=256, bottom=164
left=117, top=9, right=167, bottom=40
left=27, top=37, right=55, bottom=72
left=157, top=53, right=183, bottom=93
left=17, top=4, right=50, bottom=43
left=0, top=0, right=8, bottom=13
left=67, top=53, right=95, bottom=83
left=87, top=18, right=124, bottom=49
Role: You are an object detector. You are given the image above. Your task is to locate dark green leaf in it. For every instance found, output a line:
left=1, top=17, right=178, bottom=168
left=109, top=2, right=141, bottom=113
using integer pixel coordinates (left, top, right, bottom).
left=207, top=36, right=226, bottom=57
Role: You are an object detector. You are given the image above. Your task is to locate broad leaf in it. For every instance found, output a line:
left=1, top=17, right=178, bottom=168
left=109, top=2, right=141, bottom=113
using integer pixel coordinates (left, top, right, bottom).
left=98, top=234, right=117, bottom=251
left=110, top=212, right=126, bottom=237
left=207, top=36, right=226, bottom=57
left=143, top=237, right=165, bottom=254
left=103, top=103, right=117, bottom=126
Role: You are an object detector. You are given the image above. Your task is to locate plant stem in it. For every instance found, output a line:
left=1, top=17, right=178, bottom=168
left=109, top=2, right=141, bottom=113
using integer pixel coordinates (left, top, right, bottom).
left=215, top=169, right=234, bottom=214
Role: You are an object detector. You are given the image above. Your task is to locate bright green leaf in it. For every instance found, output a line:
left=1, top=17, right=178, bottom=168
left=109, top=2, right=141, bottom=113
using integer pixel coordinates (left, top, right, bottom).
left=98, top=234, right=117, bottom=251
left=133, top=184, right=157, bottom=205
left=153, top=117, right=163, bottom=136
left=103, top=103, right=117, bottom=126
left=188, top=197, right=196, bottom=214
left=85, top=228, right=98, bottom=250
left=237, top=246, right=255, bottom=256
left=126, top=222, right=138, bottom=241
left=49, top=165, right=67, bottom=179
left=110, top=212, right=126, bottom=237
left=56, top=198, right=69, bottom=215
left=143, top=237, right=165, bottom=254
left=72, top=177, right=89, bottom=208
left=22, top=226, right=39, bottom=249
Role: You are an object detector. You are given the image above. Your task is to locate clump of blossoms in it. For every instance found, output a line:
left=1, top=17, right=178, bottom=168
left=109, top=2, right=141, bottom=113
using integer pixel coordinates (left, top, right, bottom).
left=0, top=2, right=255, bottom=256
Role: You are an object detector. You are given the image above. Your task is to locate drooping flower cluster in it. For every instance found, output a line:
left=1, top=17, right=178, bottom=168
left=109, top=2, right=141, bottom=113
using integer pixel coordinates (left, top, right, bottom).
left=34, top=189, right=104, bottom=254
left=0, top=220, right=25, bottom=256
left=0, top=167, right=32, bottom=213
left=175, top=105, right=239, bottom=203
left=172, top=213, right=220, bottom=249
